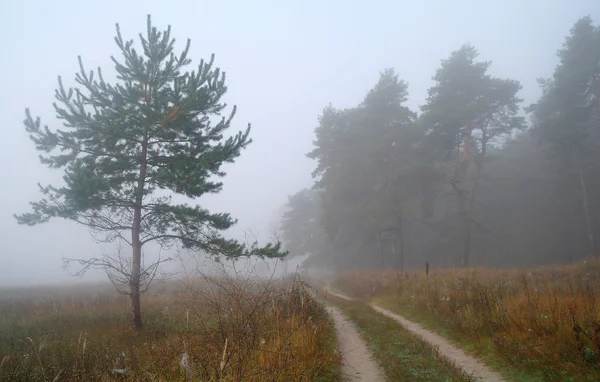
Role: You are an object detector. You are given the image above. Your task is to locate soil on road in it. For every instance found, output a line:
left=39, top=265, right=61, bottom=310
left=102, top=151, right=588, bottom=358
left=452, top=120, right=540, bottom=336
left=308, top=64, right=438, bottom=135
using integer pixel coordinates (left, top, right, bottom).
left=325, top=304, right=386, bottom=382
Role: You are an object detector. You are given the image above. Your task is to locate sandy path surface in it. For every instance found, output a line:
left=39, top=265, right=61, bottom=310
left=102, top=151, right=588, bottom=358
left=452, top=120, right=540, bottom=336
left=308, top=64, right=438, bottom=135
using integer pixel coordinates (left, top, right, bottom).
left=325, top=288, right=506, bottom=382
left=325, top=305, right=386, bottom=381
left=311, top=288, right=386, bottom=381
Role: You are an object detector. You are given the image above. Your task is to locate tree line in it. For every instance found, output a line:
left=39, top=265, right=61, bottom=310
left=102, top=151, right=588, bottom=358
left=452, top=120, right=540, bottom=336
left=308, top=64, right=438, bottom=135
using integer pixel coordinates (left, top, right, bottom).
left=281, top=16, right=600, bottom=271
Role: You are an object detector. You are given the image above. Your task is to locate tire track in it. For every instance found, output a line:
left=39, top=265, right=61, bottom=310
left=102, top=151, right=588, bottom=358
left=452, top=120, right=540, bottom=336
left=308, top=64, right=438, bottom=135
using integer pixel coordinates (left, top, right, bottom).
left=312, top=290, right=386, bottom=381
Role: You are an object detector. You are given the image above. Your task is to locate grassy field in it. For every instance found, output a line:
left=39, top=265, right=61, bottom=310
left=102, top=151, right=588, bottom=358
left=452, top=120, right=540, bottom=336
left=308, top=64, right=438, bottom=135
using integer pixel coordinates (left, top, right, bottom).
left=322, top=291, right=476, bottom=381
left=0, top=275, right=340, bottom=381
left=333, top=259, right=600, bottom=381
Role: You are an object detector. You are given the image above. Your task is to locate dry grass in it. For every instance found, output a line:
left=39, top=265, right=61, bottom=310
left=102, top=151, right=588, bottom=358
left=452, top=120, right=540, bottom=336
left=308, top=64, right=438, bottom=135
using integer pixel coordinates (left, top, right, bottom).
left=333, top=259, right=600, bottom=381
left=0, top=273, right=340, bottom=381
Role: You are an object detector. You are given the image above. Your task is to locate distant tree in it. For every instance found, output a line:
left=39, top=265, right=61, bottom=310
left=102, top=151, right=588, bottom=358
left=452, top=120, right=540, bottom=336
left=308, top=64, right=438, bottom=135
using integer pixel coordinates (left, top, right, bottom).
left=527, top=16, right=600, bottom=257
left=280, top=188, right=324, bottom=257
left=14, top=16, right=286, bottom=328
left=308, top=105, right=365, bottom=241
left=420, top=45, right=526, bottom=266
left=308, top=69, right=416, bottom=269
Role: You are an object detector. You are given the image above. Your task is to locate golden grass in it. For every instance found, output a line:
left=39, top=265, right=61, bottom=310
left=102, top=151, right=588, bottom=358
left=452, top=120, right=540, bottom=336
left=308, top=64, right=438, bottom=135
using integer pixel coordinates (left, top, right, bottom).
left=333, top=260, right=600, bottom=381
left=0, top=274, right=340, bottom=381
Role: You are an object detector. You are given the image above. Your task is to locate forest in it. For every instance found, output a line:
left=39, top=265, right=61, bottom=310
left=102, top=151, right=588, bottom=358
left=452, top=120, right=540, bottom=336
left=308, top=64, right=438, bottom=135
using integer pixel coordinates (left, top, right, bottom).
left=281, top=16, right=600, bottom=272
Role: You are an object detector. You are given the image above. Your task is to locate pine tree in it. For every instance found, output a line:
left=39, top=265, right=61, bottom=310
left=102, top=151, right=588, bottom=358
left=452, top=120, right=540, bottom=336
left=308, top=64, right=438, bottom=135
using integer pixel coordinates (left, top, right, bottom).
left=14, top=16, right=286, bottom=328
left=420, top=45, right=525, bottom=266
left=280, top=188, right=326, bottom=258
left=527, top=16, right=600, bottom=257
left=307, top=69, right=416, bottom=269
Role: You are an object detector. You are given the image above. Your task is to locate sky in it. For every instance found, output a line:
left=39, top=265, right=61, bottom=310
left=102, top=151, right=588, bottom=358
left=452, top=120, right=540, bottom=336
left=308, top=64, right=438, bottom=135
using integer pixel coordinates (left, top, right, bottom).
left=1, top=0, right=599, bottom=286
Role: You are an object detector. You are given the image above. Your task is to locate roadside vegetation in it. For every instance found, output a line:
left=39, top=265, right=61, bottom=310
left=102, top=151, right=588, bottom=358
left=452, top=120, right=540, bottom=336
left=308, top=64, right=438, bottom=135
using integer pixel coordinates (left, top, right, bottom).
left=333, top=259, right=600, bottom=381
left=0, top=274, right=340, bottom=381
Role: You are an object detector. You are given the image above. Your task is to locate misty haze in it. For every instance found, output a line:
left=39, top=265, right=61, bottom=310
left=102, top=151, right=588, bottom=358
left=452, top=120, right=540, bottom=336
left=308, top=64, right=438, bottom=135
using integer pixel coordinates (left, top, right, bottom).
left=1, top=1, right=600, bottom=381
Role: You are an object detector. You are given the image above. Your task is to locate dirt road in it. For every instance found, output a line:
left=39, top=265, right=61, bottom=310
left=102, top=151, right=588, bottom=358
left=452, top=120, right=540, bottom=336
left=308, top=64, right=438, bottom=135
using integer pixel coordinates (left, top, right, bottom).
left=325, top=288, right=505, bottom=382
left=324, top=304, right=386, bottom=381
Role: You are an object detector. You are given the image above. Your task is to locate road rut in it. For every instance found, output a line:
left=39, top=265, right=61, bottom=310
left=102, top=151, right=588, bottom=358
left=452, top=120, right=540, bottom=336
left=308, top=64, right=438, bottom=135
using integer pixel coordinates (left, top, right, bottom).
left=312, top=288, right=386, bottom=381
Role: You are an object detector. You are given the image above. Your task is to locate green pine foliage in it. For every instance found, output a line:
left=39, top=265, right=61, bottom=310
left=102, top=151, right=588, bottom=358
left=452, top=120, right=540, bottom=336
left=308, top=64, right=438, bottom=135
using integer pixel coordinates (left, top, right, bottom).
left=15, top=16, right=285, bottom=266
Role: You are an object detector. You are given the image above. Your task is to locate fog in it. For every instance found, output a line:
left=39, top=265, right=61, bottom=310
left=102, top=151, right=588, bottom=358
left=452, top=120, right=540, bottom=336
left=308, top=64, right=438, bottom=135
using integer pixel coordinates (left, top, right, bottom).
left=1, top=0, right=598, bottom=286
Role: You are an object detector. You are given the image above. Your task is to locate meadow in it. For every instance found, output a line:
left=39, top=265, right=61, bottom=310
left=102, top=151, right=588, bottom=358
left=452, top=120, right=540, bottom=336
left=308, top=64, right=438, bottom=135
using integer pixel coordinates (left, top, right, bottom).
left=0, top=273, right=340, bottom=381
left=333, top=259, right=600, bottom=381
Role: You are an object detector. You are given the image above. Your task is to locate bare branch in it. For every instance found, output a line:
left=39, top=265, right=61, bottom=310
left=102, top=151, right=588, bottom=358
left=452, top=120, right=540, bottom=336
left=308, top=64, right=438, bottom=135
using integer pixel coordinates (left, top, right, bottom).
left=62, top=244, right=172, bottom=296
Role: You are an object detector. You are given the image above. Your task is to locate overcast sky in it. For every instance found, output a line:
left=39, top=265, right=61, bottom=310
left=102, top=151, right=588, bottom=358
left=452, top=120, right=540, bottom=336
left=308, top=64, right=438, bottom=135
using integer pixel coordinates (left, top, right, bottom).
left=1, top=0, right=598, bottom=286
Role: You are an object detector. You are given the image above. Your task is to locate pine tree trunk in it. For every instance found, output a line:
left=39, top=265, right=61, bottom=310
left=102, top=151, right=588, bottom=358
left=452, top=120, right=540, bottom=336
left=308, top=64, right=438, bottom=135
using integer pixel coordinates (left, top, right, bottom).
left=130, top=126, right=149, bottom=329
left=454, top=181, right=471, bottom=267
left=130, top=196, right=144, bottom=329
left=462, top=162, right=482, bottom=267
left=396, top=216, right=404, bottom=272
left=461, top=215, right=471, bottom=267
left=575, top=153, right=595, bottom=257
left=130, top=236, right=142, bottom=329
left=459, top=129, right=487, bottom=268
left=376, top=232, right=384, bottom=269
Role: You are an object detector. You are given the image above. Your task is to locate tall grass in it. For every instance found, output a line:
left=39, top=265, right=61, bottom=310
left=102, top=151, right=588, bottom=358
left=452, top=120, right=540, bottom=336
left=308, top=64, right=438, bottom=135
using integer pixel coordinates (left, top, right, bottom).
left=0, top=273, right=340, bottom=381
left=333, top=259, right=600, bottom=381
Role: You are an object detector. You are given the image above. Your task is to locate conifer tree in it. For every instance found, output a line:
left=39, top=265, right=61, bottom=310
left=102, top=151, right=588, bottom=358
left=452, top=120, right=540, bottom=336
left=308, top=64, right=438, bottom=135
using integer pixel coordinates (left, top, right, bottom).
left=280, top=188, right=326, bottom=258
left=528, top=16, right=600, bottom=257
left=420, top=45, right=525, bottom=266
left=15, top=16, right=285, bottom=328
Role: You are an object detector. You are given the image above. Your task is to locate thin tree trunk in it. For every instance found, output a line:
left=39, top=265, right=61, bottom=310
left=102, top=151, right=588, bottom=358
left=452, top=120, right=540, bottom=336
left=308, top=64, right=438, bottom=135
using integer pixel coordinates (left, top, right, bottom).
left=396, top=216, right=404, bottom=272
left=130, top=238, right=142, bottom=329
left=453, top=181, right=467, bottom=267
left=454, top=182, right=471, bottom=267
left=461, top=215, right=472, bottom=267
left=575, top=153, right=595, bottom=257
left=131, top=126, right=149, bottom=329
left=459, top=124, right=488, bottom=268
left=595, top=75, right=600, bottom=114
left=376, top=233, right=385, bottom=269
left=462, top=160, right=483, bottom=267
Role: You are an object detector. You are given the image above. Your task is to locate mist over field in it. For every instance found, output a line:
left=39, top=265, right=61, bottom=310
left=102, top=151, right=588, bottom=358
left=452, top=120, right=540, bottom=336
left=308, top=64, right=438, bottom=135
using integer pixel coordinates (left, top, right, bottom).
left=0, top=0, right=599, bottom=285
left=3, top=2, right=600, bottom=381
